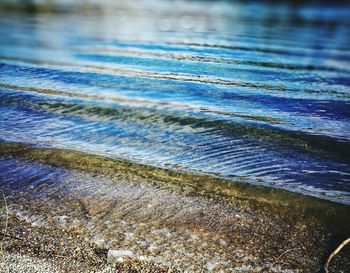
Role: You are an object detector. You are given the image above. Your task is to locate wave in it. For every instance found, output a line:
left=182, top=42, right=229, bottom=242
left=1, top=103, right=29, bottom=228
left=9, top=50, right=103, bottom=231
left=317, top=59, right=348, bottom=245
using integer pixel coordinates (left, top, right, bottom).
left=0, top=1, right=349, bottom=204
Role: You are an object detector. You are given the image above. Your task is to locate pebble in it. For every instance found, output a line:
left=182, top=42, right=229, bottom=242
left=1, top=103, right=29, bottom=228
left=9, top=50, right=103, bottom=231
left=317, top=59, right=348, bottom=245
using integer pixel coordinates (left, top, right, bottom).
left=107, top=249, right=137, bottom=264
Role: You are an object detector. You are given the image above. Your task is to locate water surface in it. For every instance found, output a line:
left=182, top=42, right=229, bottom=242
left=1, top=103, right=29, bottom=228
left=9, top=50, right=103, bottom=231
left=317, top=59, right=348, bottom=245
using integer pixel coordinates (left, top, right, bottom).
left=1, top=1, right=350, bottom=204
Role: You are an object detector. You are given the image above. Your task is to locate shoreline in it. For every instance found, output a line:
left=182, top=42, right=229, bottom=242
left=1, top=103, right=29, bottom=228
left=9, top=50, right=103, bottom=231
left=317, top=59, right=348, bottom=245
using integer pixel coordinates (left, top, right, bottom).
left=1, top=141, right=350, bottom=272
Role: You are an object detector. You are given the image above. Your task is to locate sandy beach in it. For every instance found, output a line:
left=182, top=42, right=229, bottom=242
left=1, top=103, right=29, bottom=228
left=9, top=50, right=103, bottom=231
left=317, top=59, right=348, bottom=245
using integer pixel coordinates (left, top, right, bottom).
left=1, top=141, right=349, bottom=272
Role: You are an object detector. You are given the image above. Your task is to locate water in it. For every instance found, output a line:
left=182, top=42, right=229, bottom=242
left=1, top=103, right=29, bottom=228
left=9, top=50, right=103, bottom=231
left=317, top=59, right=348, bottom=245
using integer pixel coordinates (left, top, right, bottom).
left=0, top=1, right=350, bottom=204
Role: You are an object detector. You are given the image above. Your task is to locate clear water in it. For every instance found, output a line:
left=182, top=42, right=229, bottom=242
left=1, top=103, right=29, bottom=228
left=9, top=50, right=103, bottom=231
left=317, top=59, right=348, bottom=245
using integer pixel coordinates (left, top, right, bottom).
left=0, top=1, right=350, bottom=204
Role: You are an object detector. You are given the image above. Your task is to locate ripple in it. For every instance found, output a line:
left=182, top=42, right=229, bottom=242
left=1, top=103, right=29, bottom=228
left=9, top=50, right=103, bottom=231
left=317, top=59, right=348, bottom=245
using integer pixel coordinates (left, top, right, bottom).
left=0, top=1, right=350, bottom=203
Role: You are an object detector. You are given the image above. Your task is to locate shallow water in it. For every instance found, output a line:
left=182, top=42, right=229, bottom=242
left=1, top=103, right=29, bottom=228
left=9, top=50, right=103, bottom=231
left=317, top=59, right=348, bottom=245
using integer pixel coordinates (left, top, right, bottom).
left=0, top=1, right=350, bottom=204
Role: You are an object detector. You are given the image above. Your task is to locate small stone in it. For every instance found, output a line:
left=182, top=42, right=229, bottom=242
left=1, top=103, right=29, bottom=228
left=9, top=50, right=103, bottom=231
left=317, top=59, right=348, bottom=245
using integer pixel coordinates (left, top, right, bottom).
left=92, top=237, right=106, bottom=248
left=107, top=249, right=136, bottom=264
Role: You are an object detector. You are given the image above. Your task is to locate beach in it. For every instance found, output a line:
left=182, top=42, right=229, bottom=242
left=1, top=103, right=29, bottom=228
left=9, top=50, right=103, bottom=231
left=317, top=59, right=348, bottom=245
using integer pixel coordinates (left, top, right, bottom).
left=1, top=142, right=349, bottom=272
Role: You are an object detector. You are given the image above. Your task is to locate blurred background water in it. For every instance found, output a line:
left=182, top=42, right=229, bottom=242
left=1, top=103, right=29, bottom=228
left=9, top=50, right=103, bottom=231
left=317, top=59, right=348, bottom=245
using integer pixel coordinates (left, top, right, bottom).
left=0, top=0, right=350, bottom=204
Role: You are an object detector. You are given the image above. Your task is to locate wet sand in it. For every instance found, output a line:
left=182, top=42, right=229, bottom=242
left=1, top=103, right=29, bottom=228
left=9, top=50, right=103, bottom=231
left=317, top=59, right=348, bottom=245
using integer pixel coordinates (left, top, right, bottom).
left=0, top=141, right=350, bottom=272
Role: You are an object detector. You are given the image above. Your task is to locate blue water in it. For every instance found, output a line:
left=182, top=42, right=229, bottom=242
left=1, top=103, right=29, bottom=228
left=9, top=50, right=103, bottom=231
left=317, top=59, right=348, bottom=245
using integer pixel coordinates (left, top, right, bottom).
left=0, top=1, right=350, bottom=204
